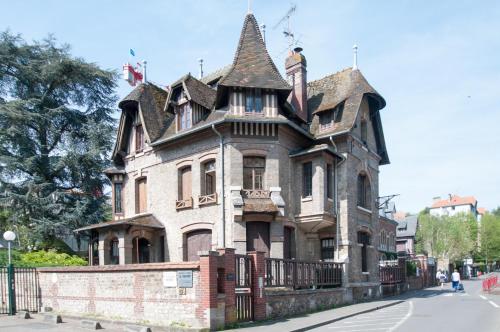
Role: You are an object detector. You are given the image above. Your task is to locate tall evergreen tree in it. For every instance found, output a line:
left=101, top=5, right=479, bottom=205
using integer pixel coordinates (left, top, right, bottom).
left=0, top=31, right=117, bottom=245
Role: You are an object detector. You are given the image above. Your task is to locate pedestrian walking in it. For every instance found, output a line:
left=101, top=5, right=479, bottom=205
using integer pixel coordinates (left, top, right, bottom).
left=436, top=270, right=446, bottom=290
left=451, top=269, right=461, bottom=292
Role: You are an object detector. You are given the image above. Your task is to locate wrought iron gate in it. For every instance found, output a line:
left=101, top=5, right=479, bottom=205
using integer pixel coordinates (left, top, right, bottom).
left=0, top=266, right=40, bottom=315
left=235, top=254, right=253, bottom=322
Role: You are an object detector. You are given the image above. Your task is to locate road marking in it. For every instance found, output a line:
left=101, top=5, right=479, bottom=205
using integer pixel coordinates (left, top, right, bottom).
left=444, top=293, right=453, bottom=297
left=388, top=301, right=413, bottom=332
left=328, top=323, right=395, bottom=329
left=488, top=300, right=499, bottom=308
left=479, top=295, right=487, bottom=300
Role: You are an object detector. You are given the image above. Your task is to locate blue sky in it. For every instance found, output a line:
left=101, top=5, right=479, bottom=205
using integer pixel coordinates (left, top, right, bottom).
left=2, top=0, right=499, bottom=213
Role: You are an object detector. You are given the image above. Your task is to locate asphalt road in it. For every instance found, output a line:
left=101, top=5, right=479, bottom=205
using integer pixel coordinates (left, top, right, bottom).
left=311, top=276, right=500, bottom=332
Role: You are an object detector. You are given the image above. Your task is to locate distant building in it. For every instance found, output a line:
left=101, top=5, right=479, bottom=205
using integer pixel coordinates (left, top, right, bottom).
left=429, top=195, right=478, bottom=219
left=477, top=207, right=487, bottom=222
left=378, top=202, right=398, bottom=260
left=396, top=215, right=418, bottom=256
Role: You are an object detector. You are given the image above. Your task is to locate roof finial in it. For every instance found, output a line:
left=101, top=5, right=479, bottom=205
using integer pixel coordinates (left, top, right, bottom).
left=352, top=44, right=358, bottom=71
left=198, top=58, right=204, bottom=79
left=261, top=24, right=266, bottom=44
left=142, top=60, right=147, bottom=83
left=247, top=0, right=252, bottom=13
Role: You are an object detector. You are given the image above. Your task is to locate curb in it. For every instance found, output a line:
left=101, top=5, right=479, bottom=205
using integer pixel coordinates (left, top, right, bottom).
left=290, top=300, right=406, bottom=332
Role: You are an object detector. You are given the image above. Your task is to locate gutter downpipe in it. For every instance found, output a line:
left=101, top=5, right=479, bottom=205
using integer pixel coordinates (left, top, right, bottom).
left=212, top=124, right=225, bottom=248
left=329, top=136, right=345, bottom=261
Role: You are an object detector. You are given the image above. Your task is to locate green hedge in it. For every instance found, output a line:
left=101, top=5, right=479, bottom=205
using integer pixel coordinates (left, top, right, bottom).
left=0, top=249, right=87, bottom=267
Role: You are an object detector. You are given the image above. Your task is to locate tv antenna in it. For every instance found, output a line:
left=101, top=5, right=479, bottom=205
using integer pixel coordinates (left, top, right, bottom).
left=273, top=4, right=297, bottom=49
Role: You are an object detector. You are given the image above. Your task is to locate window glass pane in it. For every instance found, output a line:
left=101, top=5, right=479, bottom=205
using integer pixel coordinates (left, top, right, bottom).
left=135, top=124, right=144, bottom=151
left=254, top=168, right=264, bottom=189
left=205, top=173, right=214, bottom=195
left=302, top=162, right=312, bottom=197
left=243, top=167, right=253, bottom=189
left=326, top=164, right=333, bottom=199
left=254, top=89, right=263, bottom=113
left=114, top=183, right=122, bottom=213
left=245, top=90, right=254, bottom=113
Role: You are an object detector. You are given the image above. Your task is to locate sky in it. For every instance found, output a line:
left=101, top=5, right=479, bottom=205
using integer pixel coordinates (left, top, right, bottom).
left=2, top=0, right=499, bottom=213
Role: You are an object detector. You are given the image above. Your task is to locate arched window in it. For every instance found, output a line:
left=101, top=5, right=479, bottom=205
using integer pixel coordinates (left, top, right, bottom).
left=357, top=173, right=371, bottom=209
left=357, top=232, right=370, bottom=273
left=178, top=166, right=192, bottom=200
left=91, top=239, right=99, bottom=266
left=109, top=238, right=119, bottom=265
left=202, top=160, right=216, bottom=196
left=243, top=157, right=265, bottom=190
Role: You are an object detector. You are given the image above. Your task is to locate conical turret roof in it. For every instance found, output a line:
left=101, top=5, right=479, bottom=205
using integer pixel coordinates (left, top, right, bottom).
left=219, top=13, right=291, bottom=92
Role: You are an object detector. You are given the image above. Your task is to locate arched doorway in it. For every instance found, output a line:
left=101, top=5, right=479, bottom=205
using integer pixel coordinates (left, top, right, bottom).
left=246, top=221, right=270, bottom=257
left=185, top=229, right=212, bottom=261
left=132, top=237, right=151, bottom=263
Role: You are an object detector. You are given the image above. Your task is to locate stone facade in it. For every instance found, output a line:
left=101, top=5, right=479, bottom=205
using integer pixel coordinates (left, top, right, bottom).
left=77, top=12, right=391, bottom=289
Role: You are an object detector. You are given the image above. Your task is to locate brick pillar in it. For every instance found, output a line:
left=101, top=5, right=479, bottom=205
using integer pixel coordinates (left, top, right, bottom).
left=248, top=251, right=266, bottom=321
left=218, top=248, right=236, bottom=324
left=198, top=251, right=219, bottom=330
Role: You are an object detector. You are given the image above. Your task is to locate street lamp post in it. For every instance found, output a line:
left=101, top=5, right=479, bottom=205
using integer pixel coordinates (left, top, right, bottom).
left=3, top=230, right=16, bottom=315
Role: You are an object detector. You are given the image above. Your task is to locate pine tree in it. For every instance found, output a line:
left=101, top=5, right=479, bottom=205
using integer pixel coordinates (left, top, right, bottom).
left=0, top=31, right=117, bottom=246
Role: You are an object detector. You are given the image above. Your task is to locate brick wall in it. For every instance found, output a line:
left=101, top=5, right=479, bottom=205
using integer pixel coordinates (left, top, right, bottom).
left=37, top=263, right=208, bottom=328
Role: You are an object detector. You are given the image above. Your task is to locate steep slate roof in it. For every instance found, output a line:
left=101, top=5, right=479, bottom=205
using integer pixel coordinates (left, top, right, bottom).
left=431, top=195, right=477, bottom=209
left=113, top=83, right=171, bottom=162
left=217, top=13, right=291, bottom=106
left=396, top=215, right=418, bottom=238
left=308, top=68, right=389, bottom=164
left=167, top=74, right=216, bottom=111
left=200, top=64, right=231, bottom=85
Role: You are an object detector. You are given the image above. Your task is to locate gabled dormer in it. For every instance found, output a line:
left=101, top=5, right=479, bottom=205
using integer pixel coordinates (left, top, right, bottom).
left=216, top=13, right=291, bottom=117
left=112, top=83, right=169, bottom=165
left=165, top=74, right=216, bottom=132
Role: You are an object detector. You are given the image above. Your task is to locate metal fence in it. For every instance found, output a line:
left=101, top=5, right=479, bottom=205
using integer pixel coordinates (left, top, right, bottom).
left=0, top=266, right=40, bottom=314
left=265, top=258, right=343, bottom=289
left=379, top=263, right=405, bottom=284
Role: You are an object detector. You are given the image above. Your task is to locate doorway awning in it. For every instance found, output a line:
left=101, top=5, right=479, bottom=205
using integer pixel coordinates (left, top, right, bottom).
left=74, top=214, right=164, bottom=233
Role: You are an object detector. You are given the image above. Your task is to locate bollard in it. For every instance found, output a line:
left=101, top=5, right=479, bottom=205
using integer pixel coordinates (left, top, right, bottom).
left=43, top=314, right=63, bottom=324
left=7, top=263, right=16, bottom=315
left=81, top=320, right=103, bottom=330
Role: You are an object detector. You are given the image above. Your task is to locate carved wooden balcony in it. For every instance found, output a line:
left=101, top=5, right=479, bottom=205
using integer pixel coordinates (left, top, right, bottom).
left=241, top=189, right=270, bottom=199
left=198, top=193, right=217, bottom=206
left=176, top=197, right=193, bottom=210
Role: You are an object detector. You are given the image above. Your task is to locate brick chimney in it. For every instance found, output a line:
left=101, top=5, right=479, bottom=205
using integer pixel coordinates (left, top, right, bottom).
left=285, top=47, right=308, bottom=122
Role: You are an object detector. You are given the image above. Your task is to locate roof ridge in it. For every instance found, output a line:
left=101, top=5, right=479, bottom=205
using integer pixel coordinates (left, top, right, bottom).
left=307, top=67, right=353, bottom=86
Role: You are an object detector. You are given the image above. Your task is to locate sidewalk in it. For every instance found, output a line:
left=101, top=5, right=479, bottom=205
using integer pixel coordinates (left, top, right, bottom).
left=228, top=288, right=439, bottom=332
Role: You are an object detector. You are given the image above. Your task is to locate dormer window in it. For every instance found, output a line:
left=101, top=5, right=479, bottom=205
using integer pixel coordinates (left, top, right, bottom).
left=177, top=102, right=192, bottom=131
left=245, top=88, right=263, bottom=114
left=319, top=104, right=343, bottom=132
left=135, top=124, right=144, bottom=152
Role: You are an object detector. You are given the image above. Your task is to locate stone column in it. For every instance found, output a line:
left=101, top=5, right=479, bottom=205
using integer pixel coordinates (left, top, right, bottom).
left=218, top=248, right=236, bottom=325
left=198, top=251, right=219, bottom=330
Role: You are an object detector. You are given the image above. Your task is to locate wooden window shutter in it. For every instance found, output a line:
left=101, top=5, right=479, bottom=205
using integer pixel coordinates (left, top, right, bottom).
left=136, top=178, right=147, bottom=213
left=180, top=167, right=192, bottom=200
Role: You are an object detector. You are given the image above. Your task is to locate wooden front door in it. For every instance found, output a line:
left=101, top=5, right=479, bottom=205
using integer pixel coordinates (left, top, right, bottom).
left=246, top=222, right=270, bottom=257
left=185, top=229, right=212, bottom=261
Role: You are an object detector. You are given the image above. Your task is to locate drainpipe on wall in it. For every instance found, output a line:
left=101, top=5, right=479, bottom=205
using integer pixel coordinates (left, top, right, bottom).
left=212, top=124, right=225, bottom=248
left=329, top=136, right=345, bottom=261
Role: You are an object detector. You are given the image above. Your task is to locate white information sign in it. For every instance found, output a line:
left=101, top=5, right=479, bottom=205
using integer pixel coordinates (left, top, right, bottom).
left=163, top=271, right=177, bottom=287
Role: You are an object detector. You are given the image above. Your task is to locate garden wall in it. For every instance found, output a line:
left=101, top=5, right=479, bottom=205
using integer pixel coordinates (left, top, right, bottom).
left=37, top=262, right=208, bottom=329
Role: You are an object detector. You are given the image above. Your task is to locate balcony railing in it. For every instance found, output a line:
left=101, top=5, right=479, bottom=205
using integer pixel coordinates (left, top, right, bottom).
left=265, top=258, right=343, bottom=289
left=198, top=193, right=217, bottom=206
left=176, top=197, right=193, bottom=210
left=241, top=189, right=270, bottom=199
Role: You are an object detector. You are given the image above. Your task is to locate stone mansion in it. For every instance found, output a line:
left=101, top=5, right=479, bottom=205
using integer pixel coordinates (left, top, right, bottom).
left=76, top=13, right=390, bottom=285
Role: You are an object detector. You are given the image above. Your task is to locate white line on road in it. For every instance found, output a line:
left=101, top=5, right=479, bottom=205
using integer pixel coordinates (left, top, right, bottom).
left=388, top=301, right=413, bottom=332
left=328, top=323, right=395, bottom=329
left=479, top=295, right=487, bottom=300
left=488, top=300, right=499, bottom=308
